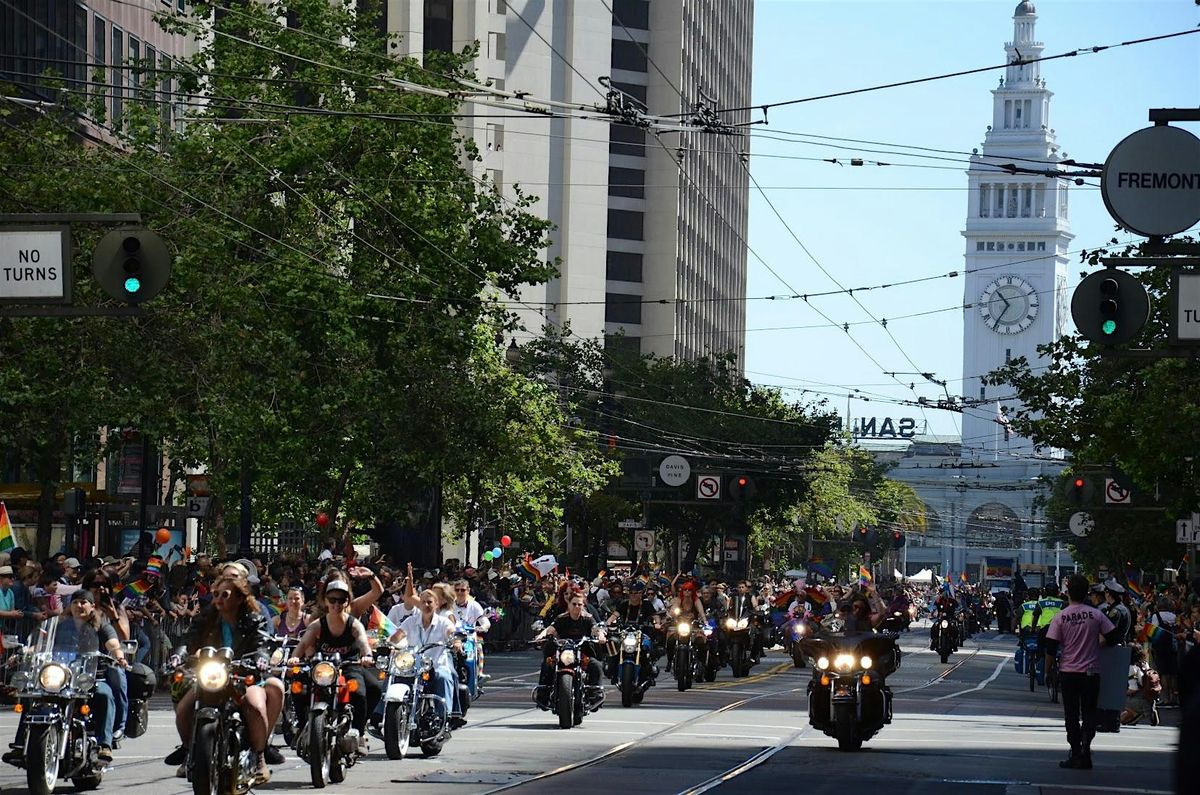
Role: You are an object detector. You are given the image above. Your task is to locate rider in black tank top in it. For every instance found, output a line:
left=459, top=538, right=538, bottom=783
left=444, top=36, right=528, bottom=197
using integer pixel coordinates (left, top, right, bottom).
left=316, top=615, right=361, bottom=659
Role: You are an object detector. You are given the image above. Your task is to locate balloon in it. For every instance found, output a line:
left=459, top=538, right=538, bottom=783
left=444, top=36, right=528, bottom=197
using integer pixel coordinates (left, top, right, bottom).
left=155, top=527, right=172, bottom=545
left=500, top=535, right=512, bottom=548
left=483, top=551, right=494, bottom=561
left=492, top=546, right=502, bottom=558
left=315, top=512, right=330, bottom=528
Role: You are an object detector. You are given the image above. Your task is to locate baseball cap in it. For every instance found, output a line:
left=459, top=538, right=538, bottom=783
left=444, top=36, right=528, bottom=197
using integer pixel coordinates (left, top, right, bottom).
left=73, top=590, right=96, bottom=605
left=0, top=565, right=13, bottom=576
left=63, top=557, right=81, bottom=569
left=325, top=580, right=351, bottom=596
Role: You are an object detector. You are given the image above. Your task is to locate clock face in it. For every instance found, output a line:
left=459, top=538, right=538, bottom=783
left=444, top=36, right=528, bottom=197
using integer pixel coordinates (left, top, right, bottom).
left=979, top=275, right=1039, bottom=334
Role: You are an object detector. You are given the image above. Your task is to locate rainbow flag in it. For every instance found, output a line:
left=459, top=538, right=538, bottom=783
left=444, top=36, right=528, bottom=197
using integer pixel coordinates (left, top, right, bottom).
left=265, top=600, right=283, bottom=618
left=1138, top=622, right=1166, bottom=645
left=772, top=590, right=794, bottom=609
left=1125, top=569, right=1144, bottom=599
left=518, top=554, right=540, bottom=581
left=858, top=565, right=872, bottom=585
left=960, top=571, right=968, bottom=583
left=0, top=502, right=14, bottom=553
left=808, top=559, right=833, bottom=580
left=119, top=577, right=152, bottom=601
left=366, top=605, right=396, bottom=638
left=805, top=587, right=832, bottom=615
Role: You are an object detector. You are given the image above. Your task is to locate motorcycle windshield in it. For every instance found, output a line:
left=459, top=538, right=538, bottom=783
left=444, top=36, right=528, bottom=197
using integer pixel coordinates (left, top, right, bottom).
left=16, top=617, right=100, bottom=694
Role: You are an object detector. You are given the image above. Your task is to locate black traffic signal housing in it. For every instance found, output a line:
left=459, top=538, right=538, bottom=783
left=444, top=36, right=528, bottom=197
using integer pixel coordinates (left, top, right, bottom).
left=1065, top=475, right=1095, bottom=507
left=855, top=525, right=875, bottom=547
left=891, top=530, right=905, bottom=549
left=92, top=228, right=172, bottom=304
left=1070, top=268, right=1149, bottom=345
left=728, top=475, right=756, bottom=502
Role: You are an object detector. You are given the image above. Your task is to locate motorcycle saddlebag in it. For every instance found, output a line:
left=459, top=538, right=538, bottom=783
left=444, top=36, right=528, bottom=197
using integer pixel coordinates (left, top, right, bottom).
left=127, top=663, right=157, bottom=701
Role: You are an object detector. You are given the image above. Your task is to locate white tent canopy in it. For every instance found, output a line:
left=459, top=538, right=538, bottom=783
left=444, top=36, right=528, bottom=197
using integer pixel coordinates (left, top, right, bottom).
left=906, top=568, right=934, bottom=583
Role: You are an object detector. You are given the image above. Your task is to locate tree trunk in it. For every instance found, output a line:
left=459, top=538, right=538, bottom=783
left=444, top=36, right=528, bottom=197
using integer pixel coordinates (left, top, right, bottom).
left=35, top=478, right=56, bottom=561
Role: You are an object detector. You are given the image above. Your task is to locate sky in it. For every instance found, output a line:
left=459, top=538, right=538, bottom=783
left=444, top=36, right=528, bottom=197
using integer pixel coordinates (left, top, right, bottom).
left=743, top=0, right=1200, bottom=438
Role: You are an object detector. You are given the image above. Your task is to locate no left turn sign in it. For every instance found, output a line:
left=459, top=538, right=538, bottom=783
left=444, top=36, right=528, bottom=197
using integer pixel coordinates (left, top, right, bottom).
left=696, top=474, right=721, bottom=500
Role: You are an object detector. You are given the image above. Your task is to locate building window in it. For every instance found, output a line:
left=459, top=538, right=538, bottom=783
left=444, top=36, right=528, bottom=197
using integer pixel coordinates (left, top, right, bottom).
left=423, top=0, right=453, bottom=53
left=976, top=242, right=985, bottom=251
left=608, top=166, right=645, bottom=199
left=1021, top=185, right=1032, bottom=217
left=606, top=251, right=643, bottom=282
left=1037, top=242, right=1046, bottom=251
left=72, top=4, right=87, bottom=90
left=128, top=37, right=140, bottom=95
left=612, top=0, right=649, bottom=30
left=604, top=334, right=642, bottom=357
left=986, top=242, right=995, bottom=251
left=92, top=15, right=106, bottom=113
left=1014, top=102, right=1022, bottom=128
left=611, top=40, right=647, bottom=73
left=485, top=123, right=503, bottom=151
left=489, top=32, right=506, bottom=61
left=994, top=185, right=1005, bottom=217
left=1017, top=242, right=1025, bottom=251
left=1023, top=99, right=1032, bottom=128
left=489, top=76, right=504, bottom=91
left=607, top=209, right=644, bottom=241
left=978, top=183, right=991, bottom=217
left=610, top=124, right=646, bottom=157
left=605, top=293, right=643, bottom=324
left=111, top=26, right=124, bottom=126
left=486, top=168, right=503, bottom=196
left=1006, top=184, right=1018, bottom=217
left=1003, top=100, right=1013, bottom=129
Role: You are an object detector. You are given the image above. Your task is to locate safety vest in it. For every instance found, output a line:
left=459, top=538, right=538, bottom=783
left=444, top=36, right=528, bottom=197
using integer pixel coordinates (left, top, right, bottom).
left=1019, top=600, right=1039, bottom=629
left=1035, top=597, right=1065, bottom=629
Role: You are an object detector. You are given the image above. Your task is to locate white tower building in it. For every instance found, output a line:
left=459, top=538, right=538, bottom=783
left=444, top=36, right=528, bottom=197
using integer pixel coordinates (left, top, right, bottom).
left=960, top=0, right=1074, bottom=459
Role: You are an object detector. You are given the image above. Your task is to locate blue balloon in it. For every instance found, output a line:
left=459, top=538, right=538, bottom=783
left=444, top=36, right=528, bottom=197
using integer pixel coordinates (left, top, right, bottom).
left=492, top=546, right=502, bottom=558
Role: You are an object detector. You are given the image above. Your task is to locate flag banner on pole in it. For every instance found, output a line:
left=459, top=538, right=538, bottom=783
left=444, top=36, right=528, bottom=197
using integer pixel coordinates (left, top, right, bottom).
left=0, top=502, right=14, bottom=553
left=985, top=557, right=1014, bottom=578
left=808, top=559, right=834, bottom=580
left=858, top=565, right=872, bottom=586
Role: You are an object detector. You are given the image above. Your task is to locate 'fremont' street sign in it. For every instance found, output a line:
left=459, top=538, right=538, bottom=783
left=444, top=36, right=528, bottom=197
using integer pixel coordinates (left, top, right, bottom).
left=1101, top=126, right=1200, bottom=238
left=0, top=227, right=71, bottom=303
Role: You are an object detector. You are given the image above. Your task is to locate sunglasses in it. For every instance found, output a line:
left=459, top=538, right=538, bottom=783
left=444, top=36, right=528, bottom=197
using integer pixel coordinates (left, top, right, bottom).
left=454, top=588, right=468, bottom=592
left=214, top=590, right=238, bottom=600
left=326, top=595, right=349, bottom=605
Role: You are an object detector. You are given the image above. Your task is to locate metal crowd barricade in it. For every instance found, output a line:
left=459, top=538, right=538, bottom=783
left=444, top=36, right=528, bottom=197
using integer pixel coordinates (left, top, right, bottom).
left=1, top=614, right=39, bottom=702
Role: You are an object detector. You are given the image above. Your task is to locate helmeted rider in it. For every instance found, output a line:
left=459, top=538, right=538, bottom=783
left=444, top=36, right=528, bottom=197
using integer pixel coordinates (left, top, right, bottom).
left=606, top=581, right=661, bottom=682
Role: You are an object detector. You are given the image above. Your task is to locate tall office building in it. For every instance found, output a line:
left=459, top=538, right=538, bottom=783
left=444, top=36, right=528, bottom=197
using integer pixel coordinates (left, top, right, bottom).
left=388, top=0, right=753, bottom=364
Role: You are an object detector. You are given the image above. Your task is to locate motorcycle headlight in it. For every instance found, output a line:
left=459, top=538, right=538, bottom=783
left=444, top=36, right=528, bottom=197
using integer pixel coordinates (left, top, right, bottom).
left=269, top=648, right=285, bottom=666
left=312, top=661, right=337, bottom=687
left=622, top=634, right=638, bottom=652
left=390, top=652, right=416, bottom=676
left=816, top=656, right=830, bottom=670
left=724, top=618, right=736, bottom=630
left=197, top=660, right=229, bottom=692
left=792, top=624, right=806, bottom=639
left=737, top=618, right=749, bottom=630
left=860, top=655, right=873, bottom=670
left=671, top=607, right=681, bottom=617
left=834, top=653, right=855, bottom=671
left=893, top=612, right=902, bottom=617
left=940, top=620, right=949, bottom=629
left=558, top=649, right=577, bottom=666
left=38, top=663, right=69, bottom=693
left=677, top=622, right=691, bottom=637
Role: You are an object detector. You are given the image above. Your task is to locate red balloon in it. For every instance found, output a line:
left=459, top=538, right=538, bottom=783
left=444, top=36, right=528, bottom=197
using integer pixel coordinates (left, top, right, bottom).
left=500, top=535, right=512, bottom=548
left=155, top=528, right=171, bottom=545
left=315, top=512, right=330, bottom=528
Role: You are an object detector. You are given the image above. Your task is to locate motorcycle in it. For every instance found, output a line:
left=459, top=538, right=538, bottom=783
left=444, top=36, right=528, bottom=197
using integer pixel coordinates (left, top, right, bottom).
left=5, top=617, right=105, bottom=795
left=379, top=641, right=451, bottom=760
left=672, top=619, right=704, bottom=692
left=288, top=653, right=365, bottom=788
left=802, top=621, right=898, bottom=752
left=118, top=640, right=156, bottom=741
left=532, top=638, right=604, bottom=729
left=783, top=613, right=812, bottom=668
left=932, top=615, right=957, bottom=664
left=723, top=600, right=756, bottom=677
left=452, top=620, right=484, bottom=717
left=178, top=646, right=266, bottom=795
left=879, top=611, right=909, bottom=634
left=613, top=622, right=655, bottom=706
left=700, top=618, right=720, bottom=681
left=269, top=638, right=301, bottom=746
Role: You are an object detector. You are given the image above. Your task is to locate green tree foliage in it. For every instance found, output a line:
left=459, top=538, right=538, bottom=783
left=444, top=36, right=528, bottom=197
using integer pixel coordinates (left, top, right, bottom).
left=989, top=239, right=1197, bottom=573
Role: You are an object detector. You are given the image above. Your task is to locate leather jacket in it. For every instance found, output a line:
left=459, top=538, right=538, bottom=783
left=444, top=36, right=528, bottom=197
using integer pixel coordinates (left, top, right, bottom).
left=185, top=605, right=273, bottom=663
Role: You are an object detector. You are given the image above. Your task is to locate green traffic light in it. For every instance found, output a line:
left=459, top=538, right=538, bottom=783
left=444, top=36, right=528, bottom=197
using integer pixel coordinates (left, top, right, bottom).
left=1101, top=319, right=1117, bottom=335
left=124, top=276, right=142, bottom=294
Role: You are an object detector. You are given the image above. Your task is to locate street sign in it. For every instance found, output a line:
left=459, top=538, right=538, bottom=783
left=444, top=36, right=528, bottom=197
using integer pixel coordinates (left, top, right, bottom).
left=0, top=227, right=71, bottom=303
left=186, top=496, right=212, bottom=518
left=1104, top=478, right=1132, bottom=505
left=1068, top=511, right=1094, bottom=537
left=186, top=474, right=211, bottom=496
left=607, top=542, right=629, bottom=559
left=1171, top=271, right=1200, bottom=344
left=696, top=474, right=721, bottom=500
left=633, top=529, right=655, bottom=552
left=1101, top=125, right=1200, bottom=238
left=658, top=455, right=691, bottom=487
left=617, top=518, right=643, bottom=529
left=1177, top=518, right=1200, bottom=544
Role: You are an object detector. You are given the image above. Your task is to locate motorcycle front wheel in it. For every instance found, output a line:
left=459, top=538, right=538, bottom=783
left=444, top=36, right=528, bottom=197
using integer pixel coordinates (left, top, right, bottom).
left=833, top=703, right=862, bottom=752
left=556, top=673, right=573, bottom=729
left=730, top=642, right=745, bottom=678
left=620, top=666, right=635, bottom=707
left=675, top=648, right=690, bottom=692
left=190, top=720, right=220, bottom=795
left=308, top=713, right=330, bottom=789
left=26, top=723, right=61, bottom=795
left=791, top=644, right=806, bottom=669
left=384, top=702, right=410, bottom=760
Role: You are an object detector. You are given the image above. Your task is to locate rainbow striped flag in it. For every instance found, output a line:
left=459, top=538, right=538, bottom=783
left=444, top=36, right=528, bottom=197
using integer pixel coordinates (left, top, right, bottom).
left=1125, top=569, right=1144, bottom=599
left=960, top=571, right=968, bottom=583
left=119, top=578, right=152, bottom=601
left=808, top=559, right=833, bottom=580
left=366, top=605, right=396, bottom=638
left=772, top=590, right=794, bottom=609
left=0, top=502, right=15, bottom=553
left=1138, top=622, right=1166, bottom=645
left=858, top=565, right=872, bottom=585
left=517, top=555, right=540, bottom=581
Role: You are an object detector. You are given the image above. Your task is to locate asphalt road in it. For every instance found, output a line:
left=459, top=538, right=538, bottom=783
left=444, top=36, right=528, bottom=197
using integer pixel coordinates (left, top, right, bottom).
left=0, top=625, right=1179, bottom=795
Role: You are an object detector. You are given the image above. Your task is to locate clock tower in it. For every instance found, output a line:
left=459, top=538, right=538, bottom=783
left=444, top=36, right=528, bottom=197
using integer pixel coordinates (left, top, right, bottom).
left=961, top=1, right=1073, bottom=458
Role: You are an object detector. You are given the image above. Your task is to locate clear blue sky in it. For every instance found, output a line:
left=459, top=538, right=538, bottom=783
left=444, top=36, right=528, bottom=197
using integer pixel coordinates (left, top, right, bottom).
left=744, top=0, right=1199, bottom=437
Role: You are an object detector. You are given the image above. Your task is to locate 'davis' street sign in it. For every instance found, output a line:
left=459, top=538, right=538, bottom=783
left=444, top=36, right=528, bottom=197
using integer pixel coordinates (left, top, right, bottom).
left=1101, top=125, right=1200, bottom=238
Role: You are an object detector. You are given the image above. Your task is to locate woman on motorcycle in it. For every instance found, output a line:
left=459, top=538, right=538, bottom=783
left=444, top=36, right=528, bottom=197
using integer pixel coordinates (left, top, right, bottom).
left=289, top=579, right=377, bottom=753
left=166, top=576, right=284, bottom=783
left=386, top=589, right=457, bottom=722
left=276, top=586, right=310, bottom=640
left=665, top=579, right=706, bottom=670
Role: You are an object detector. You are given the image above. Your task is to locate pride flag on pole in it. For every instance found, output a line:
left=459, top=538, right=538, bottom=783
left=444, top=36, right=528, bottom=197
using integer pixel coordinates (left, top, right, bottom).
left=858, top=565, right=872, bottom=586
left=1125, top=569, right=1144, bottom=600
left=0, top=502, right=15, bottom=553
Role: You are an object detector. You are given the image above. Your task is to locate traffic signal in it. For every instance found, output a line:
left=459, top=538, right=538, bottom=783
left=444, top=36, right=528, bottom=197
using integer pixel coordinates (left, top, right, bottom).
left=855, top=525, right=875, bottom=546
left=728, top=475, right=755, bottom=502
left=92, top=228, right=171, bottom=304
left=1065, top=475, right=1094, bottom=507
left=1070, top=268, right=1149, bottom=345
left=891, top=530, right=905, bottom=549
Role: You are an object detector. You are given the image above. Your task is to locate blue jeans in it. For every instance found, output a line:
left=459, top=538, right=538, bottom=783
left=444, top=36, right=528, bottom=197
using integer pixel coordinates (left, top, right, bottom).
left=133, top=626, right=151, bottom=666
left=92, top=680, right=115, bottom=747
left=105, top=666, right=128, bottom=733
left=429, top=664, right=455, bottom=722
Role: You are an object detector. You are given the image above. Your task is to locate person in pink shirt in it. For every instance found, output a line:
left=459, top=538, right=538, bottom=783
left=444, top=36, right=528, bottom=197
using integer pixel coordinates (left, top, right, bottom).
left=1045, top=573, right=1122, bottom=771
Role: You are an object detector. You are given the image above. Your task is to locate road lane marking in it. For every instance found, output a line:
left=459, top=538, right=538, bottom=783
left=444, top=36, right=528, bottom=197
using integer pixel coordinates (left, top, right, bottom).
left=931, top=657, right=1008, bottom=701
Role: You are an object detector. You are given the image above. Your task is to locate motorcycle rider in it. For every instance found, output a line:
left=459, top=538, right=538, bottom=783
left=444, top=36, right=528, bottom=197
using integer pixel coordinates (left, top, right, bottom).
left=605, top=581, right=661, bottom=682
left=165, top=576, right=284, bottom=783
left=532, top=589, right=606, bottom=710
left=929, top=587, right=958, bottom=650
left=726, top=580, right=761, bottom=663
left=449, top=579, right=490, bottom=727
left=666, top=578, right=707, bottom=670
left=289, top=579, right=377, bottom=755
left=386, top=589, right=457, bottom=725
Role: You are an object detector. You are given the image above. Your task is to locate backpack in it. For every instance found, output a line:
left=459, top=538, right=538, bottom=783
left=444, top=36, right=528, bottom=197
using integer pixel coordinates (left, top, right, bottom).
left=1140, top=667, right=1163, bottom=700
left=1152, top=611, right=1178, bottom=655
